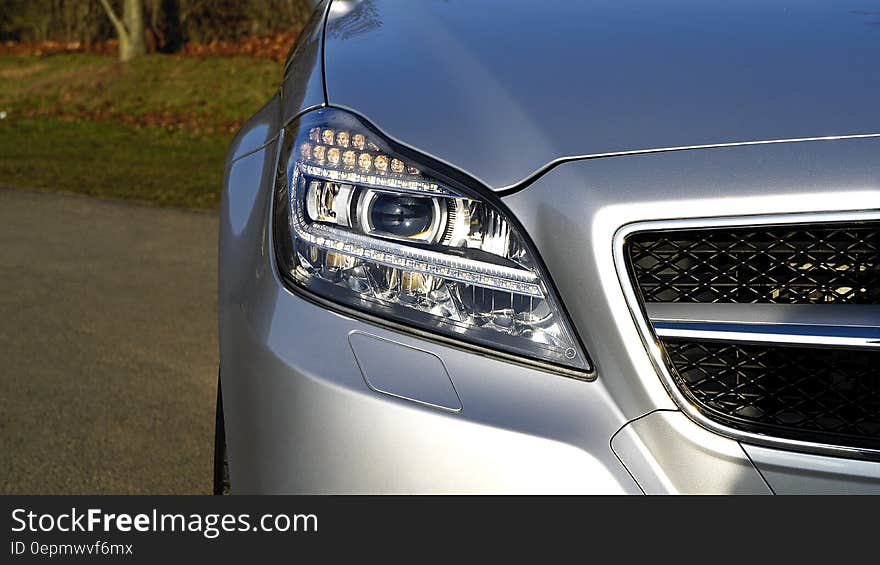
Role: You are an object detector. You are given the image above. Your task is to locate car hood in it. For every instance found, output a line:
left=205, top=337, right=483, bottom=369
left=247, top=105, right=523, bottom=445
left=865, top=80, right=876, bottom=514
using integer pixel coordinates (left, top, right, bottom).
left=323, top=0, right=880, bottom=191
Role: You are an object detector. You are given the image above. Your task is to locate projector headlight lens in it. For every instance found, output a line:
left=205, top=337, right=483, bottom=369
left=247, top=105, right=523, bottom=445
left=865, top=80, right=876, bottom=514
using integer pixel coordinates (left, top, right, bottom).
left=273, top=108, right=590, bottom=376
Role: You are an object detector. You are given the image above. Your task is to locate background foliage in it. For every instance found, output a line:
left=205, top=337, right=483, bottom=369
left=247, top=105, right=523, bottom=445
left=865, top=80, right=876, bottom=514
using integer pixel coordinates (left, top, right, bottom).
left=0, top=0, right=313, bottom=208
left=0, top=0, right=312, bottom=48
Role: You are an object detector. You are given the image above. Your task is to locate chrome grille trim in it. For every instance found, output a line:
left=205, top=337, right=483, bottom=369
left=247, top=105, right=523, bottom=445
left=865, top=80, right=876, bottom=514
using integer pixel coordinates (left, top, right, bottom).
left=613, top=210, right=880, bottom=460
left=653, top=323, right=880, bottom=349
left=648, top=303, right=880, bottom=349
left=646, top=303, right=880, bottom=329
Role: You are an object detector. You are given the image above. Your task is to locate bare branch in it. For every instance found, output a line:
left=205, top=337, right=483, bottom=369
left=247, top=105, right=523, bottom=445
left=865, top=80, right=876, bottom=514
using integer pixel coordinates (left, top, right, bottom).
left=97, top=0, right=127, bottom=38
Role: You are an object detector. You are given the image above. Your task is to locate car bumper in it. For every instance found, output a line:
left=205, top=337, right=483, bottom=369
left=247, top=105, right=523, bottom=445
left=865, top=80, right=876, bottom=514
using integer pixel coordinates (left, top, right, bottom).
left=220, top=270, right=645, bottom=494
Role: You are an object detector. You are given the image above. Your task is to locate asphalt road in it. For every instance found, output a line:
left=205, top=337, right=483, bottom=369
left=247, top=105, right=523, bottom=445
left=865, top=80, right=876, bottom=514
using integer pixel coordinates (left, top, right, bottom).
left=0, top=189, right=218, bottom=494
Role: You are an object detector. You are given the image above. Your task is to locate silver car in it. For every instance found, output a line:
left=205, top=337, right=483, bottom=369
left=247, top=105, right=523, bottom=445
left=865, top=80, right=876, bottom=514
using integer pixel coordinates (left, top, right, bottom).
left=215, top=0, right=880, bottom=494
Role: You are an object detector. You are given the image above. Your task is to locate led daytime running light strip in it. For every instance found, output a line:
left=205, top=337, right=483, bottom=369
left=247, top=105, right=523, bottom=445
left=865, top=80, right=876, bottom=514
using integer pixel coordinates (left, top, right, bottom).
left=289, top=167, right=543, bottom=297
left=301, top=164, right=450, bottom=196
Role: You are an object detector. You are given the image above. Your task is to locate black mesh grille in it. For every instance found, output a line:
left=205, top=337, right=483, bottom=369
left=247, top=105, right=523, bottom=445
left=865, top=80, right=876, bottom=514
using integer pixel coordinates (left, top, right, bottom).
left=626, top=221, right=880, bottom=451
left=627, top=223, right=880, bottom=304
left=663, top=340, right=880, bottom=449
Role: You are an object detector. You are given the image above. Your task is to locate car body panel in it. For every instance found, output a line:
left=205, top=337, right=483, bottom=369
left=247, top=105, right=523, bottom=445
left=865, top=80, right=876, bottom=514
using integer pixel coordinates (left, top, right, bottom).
left=743, top=444, right=880, bottom=494
left=324, top=0, right=880, bottom=190
left=611, top=411, right=771, bottom=494
left=222, top=289, right=641, bottom=494
left=227, top=93, right=281, bottom=164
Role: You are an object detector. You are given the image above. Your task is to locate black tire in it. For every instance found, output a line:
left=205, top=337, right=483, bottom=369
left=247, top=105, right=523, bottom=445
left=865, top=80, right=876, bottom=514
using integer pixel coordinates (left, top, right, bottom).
left=213, top=374, right=231, bottom=495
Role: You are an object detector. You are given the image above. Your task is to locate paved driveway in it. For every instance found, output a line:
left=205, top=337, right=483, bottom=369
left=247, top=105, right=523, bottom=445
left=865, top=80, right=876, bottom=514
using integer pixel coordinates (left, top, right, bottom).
left=0, top=189, right=218, bottom=494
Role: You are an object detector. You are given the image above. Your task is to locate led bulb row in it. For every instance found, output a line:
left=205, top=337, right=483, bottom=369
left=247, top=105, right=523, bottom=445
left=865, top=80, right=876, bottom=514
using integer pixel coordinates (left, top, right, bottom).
left=299, top=143, right=398, bottom=171
left=308, top=127, right=368, bottom=150
left=303, top=127, right=420, bottom=176
left=300, top=142, right=421, bottom=176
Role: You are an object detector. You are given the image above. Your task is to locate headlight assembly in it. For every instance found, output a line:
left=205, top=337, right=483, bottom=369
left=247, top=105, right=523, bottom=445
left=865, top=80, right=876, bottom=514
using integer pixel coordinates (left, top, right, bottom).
left=273, top=108, right=591, bottom=377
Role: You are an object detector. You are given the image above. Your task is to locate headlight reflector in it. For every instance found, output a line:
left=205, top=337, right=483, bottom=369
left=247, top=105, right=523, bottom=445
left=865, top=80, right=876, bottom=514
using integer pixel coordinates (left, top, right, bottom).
left=273, top=108, right=590, bottom=376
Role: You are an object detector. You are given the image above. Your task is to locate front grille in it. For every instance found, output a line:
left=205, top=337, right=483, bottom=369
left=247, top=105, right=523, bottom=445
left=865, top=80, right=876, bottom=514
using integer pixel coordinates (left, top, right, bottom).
left=627, top=224, right=880, bottom=304
left=663, top=340, right=880, bottom=449
left=624, top=218, right=880, bottom=453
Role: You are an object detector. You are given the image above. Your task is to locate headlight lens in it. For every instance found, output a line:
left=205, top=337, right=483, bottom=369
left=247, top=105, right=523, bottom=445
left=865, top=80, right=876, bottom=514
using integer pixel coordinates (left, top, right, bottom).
left=273, top=108, right=590, bottom=375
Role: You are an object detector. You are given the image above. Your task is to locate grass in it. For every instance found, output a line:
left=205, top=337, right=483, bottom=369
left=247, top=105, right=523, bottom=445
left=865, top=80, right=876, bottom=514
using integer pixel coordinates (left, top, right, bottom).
left=0, top=54, right=282, bottom=208
left=0, top=118, right=229, bottom=208
left=0, top=53, right=281, bottom=131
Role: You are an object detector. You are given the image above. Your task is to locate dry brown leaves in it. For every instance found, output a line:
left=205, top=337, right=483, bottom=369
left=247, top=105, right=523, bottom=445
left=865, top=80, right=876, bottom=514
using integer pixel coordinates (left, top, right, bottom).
left=19, top=105, right=242, bottom=135
left=177, top=30, right=298, bottom=61
left=0, top=30, right=298, bottom=62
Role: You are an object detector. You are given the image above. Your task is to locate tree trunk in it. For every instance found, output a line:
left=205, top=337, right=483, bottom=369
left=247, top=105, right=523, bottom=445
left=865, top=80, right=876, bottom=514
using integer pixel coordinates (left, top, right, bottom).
left=122, top=0, right=146, bottom=60
left=99, top=0, right=146, bottom=62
